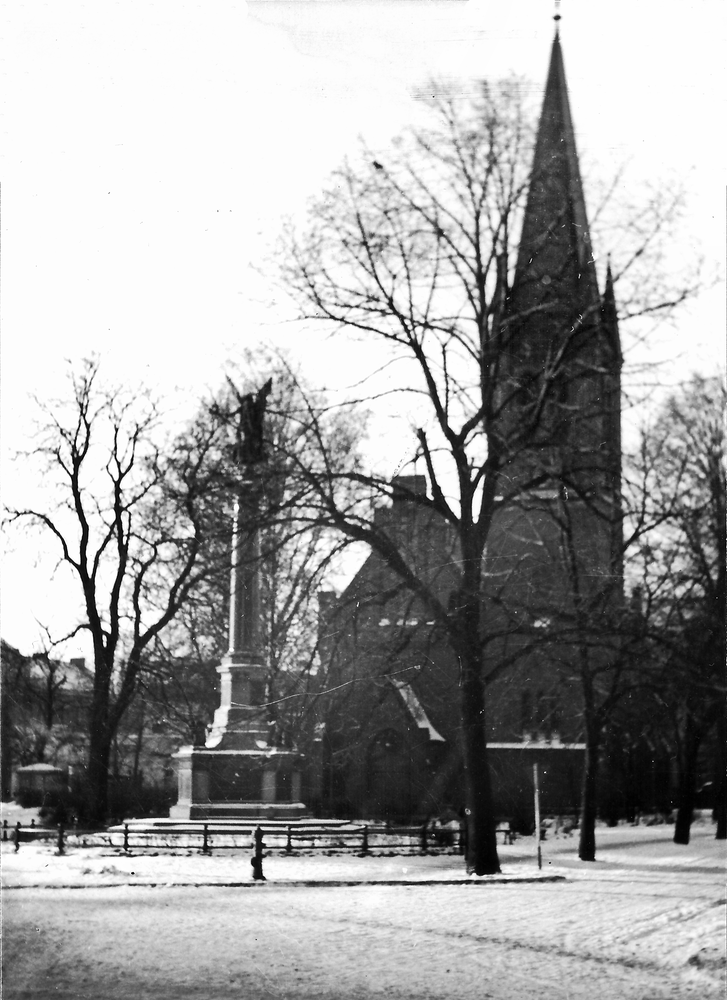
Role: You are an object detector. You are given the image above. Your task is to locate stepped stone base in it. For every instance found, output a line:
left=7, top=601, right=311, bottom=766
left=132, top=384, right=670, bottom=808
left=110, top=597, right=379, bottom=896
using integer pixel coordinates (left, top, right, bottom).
left=119, top=817, right=349, bottom=829
left=169, top=801, right=308, bottom=820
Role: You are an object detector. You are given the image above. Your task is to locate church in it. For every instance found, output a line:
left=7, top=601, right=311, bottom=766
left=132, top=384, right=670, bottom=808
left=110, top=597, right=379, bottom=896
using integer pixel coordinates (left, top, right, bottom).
left=314, top=27, right=625, bottom=829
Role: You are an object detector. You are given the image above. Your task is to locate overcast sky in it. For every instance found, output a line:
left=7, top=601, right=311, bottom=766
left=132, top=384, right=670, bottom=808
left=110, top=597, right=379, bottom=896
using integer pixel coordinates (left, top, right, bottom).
left=2, top=0, right=725, bottom=655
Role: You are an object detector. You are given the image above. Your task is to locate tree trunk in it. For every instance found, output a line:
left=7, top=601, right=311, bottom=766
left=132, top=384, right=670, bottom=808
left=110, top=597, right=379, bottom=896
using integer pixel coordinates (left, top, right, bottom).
left=578, top=730, right=600, bottom=861
left=460, top=660, right=500, bottom=875
left=673, top=715, right=701, bottom=845
left=1, top=674, right=12, bottom=799
left=132, top=701, right=145, bottom=784
left=714, top=707, right=727, bottom=840
left=86, top=647, right=115, bottom=826
left=88, top=665, right=113, bottom=826
left=45, top=670, right=55, bottom=730
left=86, top=731, right=112, bottom=827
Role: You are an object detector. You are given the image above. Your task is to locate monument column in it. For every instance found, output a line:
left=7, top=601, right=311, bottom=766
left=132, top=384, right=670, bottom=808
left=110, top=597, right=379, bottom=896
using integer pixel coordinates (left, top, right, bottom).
left=228, top=493, right=262, bottom=658
left=205, top=482, right=269, bottom=750
left=171, top=379, right=306, bottom=820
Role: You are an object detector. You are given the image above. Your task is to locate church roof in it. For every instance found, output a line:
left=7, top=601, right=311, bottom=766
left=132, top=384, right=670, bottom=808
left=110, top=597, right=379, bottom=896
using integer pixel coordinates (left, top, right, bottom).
left=511, top=30, right=601, bottom=317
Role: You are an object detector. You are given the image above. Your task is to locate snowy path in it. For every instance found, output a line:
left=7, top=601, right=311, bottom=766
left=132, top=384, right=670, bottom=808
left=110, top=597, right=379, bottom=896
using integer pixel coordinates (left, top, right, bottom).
left=3, top=822, right=725, bottom=999
left=3, top=879, right=723, bottom=1000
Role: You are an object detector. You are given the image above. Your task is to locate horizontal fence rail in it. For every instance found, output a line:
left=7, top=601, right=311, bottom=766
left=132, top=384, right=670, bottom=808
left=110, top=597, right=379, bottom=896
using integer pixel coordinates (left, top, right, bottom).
left=4, top=819, right=517, bottom=856
left=4, top=820, right=69, bottom=854
left=106, top=823, right=467, bottom=856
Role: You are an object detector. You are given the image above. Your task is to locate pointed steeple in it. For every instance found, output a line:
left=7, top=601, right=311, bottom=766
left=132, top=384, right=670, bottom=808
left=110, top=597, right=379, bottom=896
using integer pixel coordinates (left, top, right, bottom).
left=599, top=258, right=623, bottom=530
left=511, top=30, right=600, bottom=320
left=600, top=259, right=623, bottom=368
left=502, top=28, right=623, bottom=507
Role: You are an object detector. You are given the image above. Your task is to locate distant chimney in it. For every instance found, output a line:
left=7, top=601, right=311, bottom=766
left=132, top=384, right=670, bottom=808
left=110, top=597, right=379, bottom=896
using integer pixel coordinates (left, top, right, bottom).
left=391, top=475, right=427, bottom=503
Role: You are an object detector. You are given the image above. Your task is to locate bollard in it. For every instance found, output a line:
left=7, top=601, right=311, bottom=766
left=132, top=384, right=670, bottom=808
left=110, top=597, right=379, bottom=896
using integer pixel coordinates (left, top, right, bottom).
left=123, top=823, right=130, bottom=853
left=2, top=819, right=7, bottom=842
left=14, top=822, right=21, bottom=852
left=420, top=822, right=429, bottom=854
left=251, top=826, right=266, bottom=881
left=202, top=824, right=210, bottom=855
left=285, top=825, right=293, bottom=853
left=360, top=825, right=369, bottom=855
left=57, top=822, right=65, bottom=855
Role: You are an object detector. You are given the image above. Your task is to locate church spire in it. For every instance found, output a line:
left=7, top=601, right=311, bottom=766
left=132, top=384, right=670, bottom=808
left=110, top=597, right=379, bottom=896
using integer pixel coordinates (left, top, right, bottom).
left=600, top=259, right=623, bottom=368
left=503, top=29, right=622, bottom=503
left=511, top=29, right=600, bottom=316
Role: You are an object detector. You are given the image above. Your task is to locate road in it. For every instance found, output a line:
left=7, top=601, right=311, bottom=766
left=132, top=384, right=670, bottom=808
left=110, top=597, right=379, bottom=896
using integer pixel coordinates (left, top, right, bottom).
left=4, top=871, right=723, bottom=1000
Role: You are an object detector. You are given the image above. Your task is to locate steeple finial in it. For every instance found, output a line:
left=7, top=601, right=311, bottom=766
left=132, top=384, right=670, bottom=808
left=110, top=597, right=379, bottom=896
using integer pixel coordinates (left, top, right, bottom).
left=554, top=0, right=561, bottom=34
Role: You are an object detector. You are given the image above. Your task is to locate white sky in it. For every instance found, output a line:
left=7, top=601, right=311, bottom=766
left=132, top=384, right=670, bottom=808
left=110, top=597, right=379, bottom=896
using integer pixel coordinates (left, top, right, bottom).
left=1, top=0, right=725, bottom=656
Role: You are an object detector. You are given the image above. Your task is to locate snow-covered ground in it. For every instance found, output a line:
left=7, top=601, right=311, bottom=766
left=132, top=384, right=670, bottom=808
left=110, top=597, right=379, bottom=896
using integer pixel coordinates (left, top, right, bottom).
left=2, top=815, right=725, bottom=999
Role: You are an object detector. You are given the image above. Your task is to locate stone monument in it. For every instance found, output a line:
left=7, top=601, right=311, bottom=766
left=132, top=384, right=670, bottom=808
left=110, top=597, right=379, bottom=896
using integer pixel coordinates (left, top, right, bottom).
left=171, top=380, right=306, bottom=819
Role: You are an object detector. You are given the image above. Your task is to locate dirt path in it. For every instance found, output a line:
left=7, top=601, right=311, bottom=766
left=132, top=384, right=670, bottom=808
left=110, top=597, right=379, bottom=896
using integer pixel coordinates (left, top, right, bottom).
left=4, top=880, right=722, bottom=1000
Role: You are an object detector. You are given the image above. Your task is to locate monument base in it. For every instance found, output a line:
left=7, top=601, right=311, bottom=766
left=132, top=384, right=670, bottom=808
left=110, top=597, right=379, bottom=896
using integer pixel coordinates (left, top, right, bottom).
left=172, top=746, right=307, bottom=821
left=169, top=801, right=308, bottom=820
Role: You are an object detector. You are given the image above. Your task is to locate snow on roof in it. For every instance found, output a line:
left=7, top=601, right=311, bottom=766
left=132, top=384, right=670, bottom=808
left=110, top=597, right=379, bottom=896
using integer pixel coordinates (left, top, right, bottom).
left=390, top=678, right=446, bottom=742
left=15, top=763, right=65, bottom=773
left=488, top=742, right=586, bottom=750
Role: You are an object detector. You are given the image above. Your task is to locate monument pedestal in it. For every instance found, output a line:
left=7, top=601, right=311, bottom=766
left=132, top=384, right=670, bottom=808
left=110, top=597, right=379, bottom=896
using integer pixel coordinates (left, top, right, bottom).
left=170, top=747, right=306, bottom=820
left=171, top=653, right=306, bottom=820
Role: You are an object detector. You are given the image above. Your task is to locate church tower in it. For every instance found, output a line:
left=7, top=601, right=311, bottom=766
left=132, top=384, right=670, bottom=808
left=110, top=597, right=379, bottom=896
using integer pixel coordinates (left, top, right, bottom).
left=501, top=24, right=622, bottom=509
left=485, top=22, right=624, bottom=768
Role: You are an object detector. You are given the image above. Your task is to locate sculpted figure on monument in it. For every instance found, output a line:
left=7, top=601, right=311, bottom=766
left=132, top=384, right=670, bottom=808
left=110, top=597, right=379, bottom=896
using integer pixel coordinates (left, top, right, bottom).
left=225, top=377, right=273, bottom=466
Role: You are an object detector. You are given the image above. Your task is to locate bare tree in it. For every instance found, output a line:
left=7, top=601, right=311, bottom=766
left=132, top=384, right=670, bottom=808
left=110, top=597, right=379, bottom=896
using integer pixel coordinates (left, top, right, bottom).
left=625, top=375, right=726, bottom=843
left=524, top=494, right=645, bottom=860
left=5, top=359, right=232, bottom=823
left=279, top=75, right=699, bottom=874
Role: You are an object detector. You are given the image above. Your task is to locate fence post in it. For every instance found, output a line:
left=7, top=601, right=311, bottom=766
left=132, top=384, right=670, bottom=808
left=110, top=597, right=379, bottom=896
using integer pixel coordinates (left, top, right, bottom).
left=2, top=819, right=7, bottom=841
left=533, top=762, right=542, bottom=870
left=251, top=826, right=265, bottom=881
left=57, top=822, right=65, bottom=855
left=285, top=825, right=293, bottom=853
left=420, top=821, right=429, bottom=854
left=14, top=822, right=21, bottom=852
left=123, top=823, right=130, bottom=853
left=360, top=825, right=369, bottom=855
left=202, top=824, right=210, bottom=855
